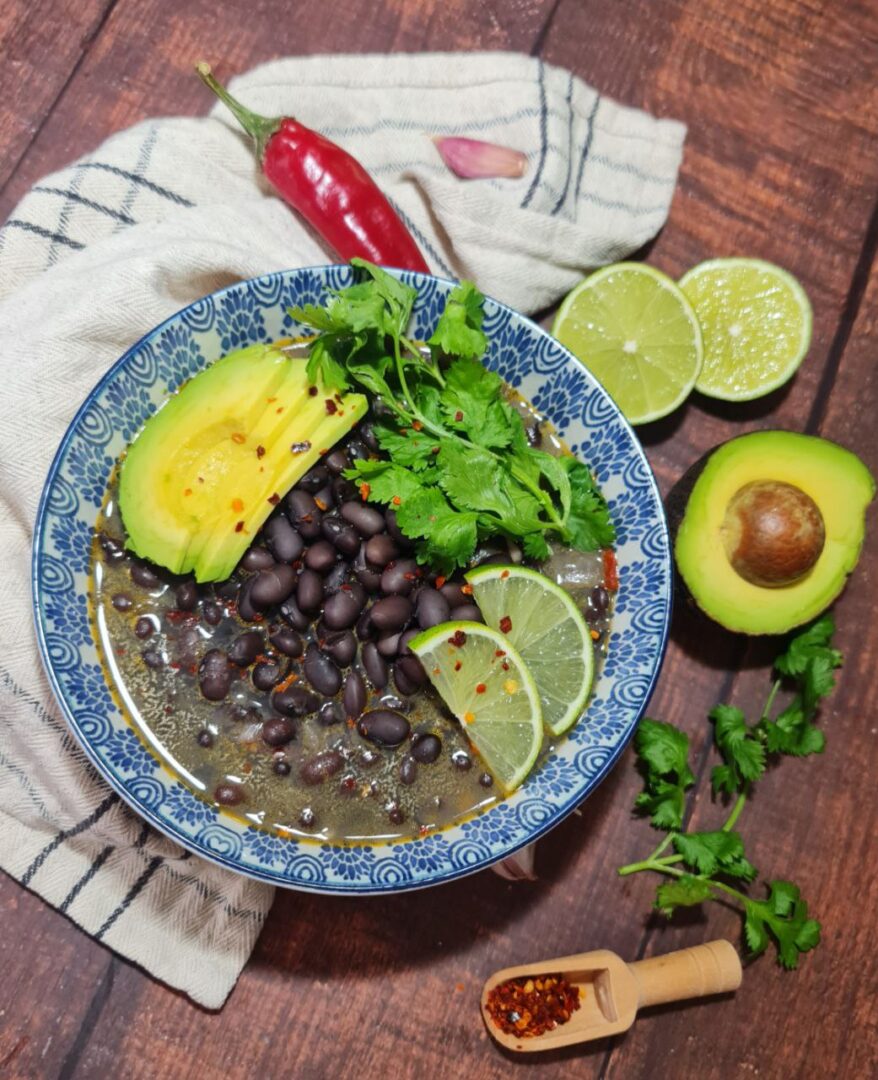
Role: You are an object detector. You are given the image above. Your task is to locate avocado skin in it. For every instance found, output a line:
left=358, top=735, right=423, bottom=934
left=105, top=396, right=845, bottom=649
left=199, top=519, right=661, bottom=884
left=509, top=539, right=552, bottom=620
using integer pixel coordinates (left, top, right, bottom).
left=668, top=430, right=875, bottom=636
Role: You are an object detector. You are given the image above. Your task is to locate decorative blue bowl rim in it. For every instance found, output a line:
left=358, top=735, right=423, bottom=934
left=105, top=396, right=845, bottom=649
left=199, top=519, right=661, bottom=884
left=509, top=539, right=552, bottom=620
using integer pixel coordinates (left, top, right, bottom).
left=32, top=264, right=672, bottom=895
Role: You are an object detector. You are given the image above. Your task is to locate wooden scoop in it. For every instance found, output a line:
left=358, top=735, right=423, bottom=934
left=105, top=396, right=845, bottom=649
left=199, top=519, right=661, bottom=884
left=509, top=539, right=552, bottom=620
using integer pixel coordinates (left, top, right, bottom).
left=481, top=940, right=742, bottom=1052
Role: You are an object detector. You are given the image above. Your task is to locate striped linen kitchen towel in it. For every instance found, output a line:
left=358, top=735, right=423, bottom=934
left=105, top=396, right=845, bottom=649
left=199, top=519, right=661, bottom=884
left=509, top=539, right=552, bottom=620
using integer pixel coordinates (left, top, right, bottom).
left=0, top=52, right=684, bottom=1009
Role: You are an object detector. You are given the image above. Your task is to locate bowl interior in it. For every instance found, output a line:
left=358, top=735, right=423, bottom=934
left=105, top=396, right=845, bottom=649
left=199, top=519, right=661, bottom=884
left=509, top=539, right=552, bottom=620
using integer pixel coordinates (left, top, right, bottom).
left=32, top=265, right=671, bottom=894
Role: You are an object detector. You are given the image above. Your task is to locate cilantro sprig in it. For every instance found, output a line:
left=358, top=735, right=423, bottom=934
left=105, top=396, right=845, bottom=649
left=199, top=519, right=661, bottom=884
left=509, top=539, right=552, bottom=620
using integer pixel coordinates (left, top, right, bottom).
left=289, top=259, right=614, bottom=573
left=618, top=616, right=841, bottom=969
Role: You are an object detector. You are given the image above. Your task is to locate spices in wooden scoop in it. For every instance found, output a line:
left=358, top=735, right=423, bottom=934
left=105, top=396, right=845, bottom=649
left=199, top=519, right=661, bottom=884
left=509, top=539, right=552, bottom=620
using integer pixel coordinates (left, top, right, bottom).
left=484, top=973, right=582, bottom=1037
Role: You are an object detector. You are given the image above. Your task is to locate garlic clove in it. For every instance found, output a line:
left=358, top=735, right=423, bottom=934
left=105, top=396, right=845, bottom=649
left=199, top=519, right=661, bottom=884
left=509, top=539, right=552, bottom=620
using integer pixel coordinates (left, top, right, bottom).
left=432, top=136, right=528, bottom=180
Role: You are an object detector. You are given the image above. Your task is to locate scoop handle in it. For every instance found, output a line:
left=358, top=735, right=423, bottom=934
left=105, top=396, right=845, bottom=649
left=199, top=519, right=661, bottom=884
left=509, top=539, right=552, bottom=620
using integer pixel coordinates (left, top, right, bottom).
left=628, top=940, right=742, bottom=1009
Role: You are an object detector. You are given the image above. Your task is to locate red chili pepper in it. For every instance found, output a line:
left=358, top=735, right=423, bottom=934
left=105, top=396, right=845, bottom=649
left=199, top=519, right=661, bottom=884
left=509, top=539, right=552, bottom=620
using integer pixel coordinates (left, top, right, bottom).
left=196, top=63, right=430, bottom=273
left=602, top=548, right=619, bottom=592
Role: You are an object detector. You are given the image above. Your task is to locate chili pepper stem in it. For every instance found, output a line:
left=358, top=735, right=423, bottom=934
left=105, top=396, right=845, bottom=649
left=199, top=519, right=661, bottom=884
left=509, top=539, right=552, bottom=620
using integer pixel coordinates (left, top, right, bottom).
left=195, top=61, right=279, bottom=158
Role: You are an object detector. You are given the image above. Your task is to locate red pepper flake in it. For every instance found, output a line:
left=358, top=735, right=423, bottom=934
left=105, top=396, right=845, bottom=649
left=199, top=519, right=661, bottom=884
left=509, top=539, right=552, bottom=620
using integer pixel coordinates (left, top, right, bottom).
left=276, top=406, right=285, bottom=414
left=485, top=973, right=581, bottom=1039
left=500, top=569, right=510, bottom=579
left=431, top=445, right=440, bottom=455
left=231, top=498, right=244, bottom=513
left=268, top=493, right=281, bottom=506
left=334, top=393, right=343, bottom=403
left=359, top=482, right=371, bottom=501
left=454, top=410, right=463, bottom=422
left=502, top=661, right=510, bottom=671
left=494, top=649, right=506, bottom=657
left=499, top=615, right=512, bottom=634
left=461, top=584, right=473, bottom=595
left=412, top=420, right=423, bottom=431
left=475, top=683, right=487, bottom=695
left=435, top=575, right=446, bottom=589
left=603, top=548, right=619, bottom=592
left=318, top=448, right=328, bottom=456
left=242, top=762, right=253, bottom=775
left=454, top=660, right=462, bottom=672
left=267, top=397, right=277, bottom=403
left=325, top=399, right=338, bottom=415
left=433, top=667, right=441, bottom=676
left=183, top=488, right=192, bottom=497
left=234, top=521, right=245, bottom=533
left=449, top=629, right=467, bottom=647
left=392, top=496, right=401, bottom=506
left=256, top=445, right=266, bottom=459
left=197, top=476, right=204, bottom=483
left=463, top=711, right=475, bottom=724
left=291, top=441, right=312, bottom=454
left=308, top=386, right=318, bottom=397
left=231, top=432, right=246, bottom=444
left=315, top=497, right=329, bottom=511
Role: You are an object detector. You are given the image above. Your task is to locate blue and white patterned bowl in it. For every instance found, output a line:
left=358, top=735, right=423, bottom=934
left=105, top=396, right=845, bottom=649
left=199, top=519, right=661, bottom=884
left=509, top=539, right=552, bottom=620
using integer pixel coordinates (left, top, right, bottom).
left=33, top=265, right=671, bottom=894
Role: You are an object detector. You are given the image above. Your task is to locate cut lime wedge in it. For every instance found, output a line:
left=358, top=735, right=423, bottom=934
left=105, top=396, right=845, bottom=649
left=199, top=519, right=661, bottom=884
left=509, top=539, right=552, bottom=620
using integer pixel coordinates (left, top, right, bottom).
left=552, top=262, right=703, bottom=425
left=679, top=258, right=812, bottom=401
left=408, top=621, right=542, bottom=794
left=465, top=565, right=594, bottom=736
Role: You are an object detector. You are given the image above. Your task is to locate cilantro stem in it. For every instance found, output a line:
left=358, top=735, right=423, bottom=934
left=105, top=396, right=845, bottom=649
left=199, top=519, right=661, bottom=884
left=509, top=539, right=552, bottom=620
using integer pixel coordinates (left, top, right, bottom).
left=400, top=335, right=446, bottom=387
left=646, top=833, right=675, bottom=862
left=761, top=679, right=782, bottom=724
left=722, top=792, right=747, bottom=833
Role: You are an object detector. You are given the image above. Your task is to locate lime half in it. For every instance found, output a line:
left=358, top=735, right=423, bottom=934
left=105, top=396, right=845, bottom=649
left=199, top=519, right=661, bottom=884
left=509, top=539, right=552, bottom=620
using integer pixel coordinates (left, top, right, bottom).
left=466, top=565, right=594, bottom=736
left=679, top=258, right=812, bottom=401
left=409, top=621, right=542, bottom=794
left=552, top=262, right=703, bottom=425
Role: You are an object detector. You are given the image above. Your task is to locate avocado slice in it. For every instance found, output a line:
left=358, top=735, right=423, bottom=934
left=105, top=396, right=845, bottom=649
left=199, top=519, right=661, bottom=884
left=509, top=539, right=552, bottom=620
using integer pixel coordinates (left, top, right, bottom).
left=673, top=431, right=874, bottom=635
left=118, top=343, right=367, bottom=582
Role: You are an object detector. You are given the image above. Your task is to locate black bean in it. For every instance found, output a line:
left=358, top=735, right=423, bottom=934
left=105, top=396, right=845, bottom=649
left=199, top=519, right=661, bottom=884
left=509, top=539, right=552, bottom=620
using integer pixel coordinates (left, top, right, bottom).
left=202, top=601, right=222, bottom=626
left=332, top=477, right=357, bottom=503
left=111, top=592, right=132, bottom=612
left=253, top=660, right=285, bottom=691
left=262, top=717, right=296, bottom=747
left=272, top=684, right=319, bottom=717
left=228, top=630, right=263, bottom=667
left=215, top=580, right=239, bottom=601
left=273, top=758, right=292, bottom=777
left=450, top=603, right=484, bottom=623
left=589, top=586, right=610, bottom=617
left=305, top=540, right=338, bottom=573
left=264, top=516, right=304, bottom=563
left=355, top=608, right=376, bottom=642
left=479, top=771, right=495, bottom=788
left=321, top=630, right=357, bottom=667
left=346, top=438, right=368, bottom=461
left=321, top=514, right=360, bottom=556
left=324, top=561, right=349, bottom=594
left=196, top=729, right=214, bottom=748
left=269, top=626, right=304, bottom=657
left=300, top=750, right=344, bottom=786
left=416, top=587, right=450, bottom=629
left=378, top=692, right=411, bottom=713
left=236, top=577, right=258, bottom=622
left=303, top=644, right=342, bottom=696
left=396, top=653, right=427, bottom=687
left=387, top=803, right=405, bottom=826
left=357, top=709, right=411, bottom=747
left=297, top=465, right=330, bottom=493
left=359, top=421, right=380, bottom=452
left=377, top=632, right=401, bottom=658
left=323, top=583, right=366, bottom=630
left=250, top=564, right=297, bottom=608
left=313, top=484, right=335, bottom=512
left=411, top=733, right=442, bottom=764
left=298, top=807, right=317, bottom=829
left=325, top=448, right=350, bottom=475
left=287, top=490, right=322, bottom=540
left=240, top=546, right=275, bottom=571
left=354, top=545, right=383, bottom=590
left=130, top=562, right=161, bottom=589
left=439, top=581, right=468, bottom=608
left=173, top=581, right=198, bottom=611
left=343, top=671, right=367, bottom=718
left=215, top=782, right=244, bottom=806
left=451, top=750, right=473, bottom=771
left=399, top=756, right=418, bottom=786
left=198, top=649, right=231, bottom=701
left=370, top=595, right=413, bottom=632
left=341, top=501, right=385, bottom=537
left=364, top=533, right=399, bottom=569
left=380, top=558, right=420, bottom=596
left=134, top=616, right=154, bottom=639
left=98, top=533, right=126, bottom=562
left=318, top=701, right=345, bottom=726
left=398, top=628, right=421, bottom=656
left=385, top=509, right=413, bottom=549
left=362, top=642, right=388, bottom=688
left=279, top=595, right=309, bottom=631
left=393, top=664, right=419, bottom=697
left=296, top=568, right=324, bottom=613
left=142, top=647, right=164, bottom=670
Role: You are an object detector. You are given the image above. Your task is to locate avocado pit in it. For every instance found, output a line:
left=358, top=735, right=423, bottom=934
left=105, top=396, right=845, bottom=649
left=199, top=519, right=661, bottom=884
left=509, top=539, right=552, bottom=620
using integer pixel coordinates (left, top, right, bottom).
left=721, top=480, right=825, bottom=588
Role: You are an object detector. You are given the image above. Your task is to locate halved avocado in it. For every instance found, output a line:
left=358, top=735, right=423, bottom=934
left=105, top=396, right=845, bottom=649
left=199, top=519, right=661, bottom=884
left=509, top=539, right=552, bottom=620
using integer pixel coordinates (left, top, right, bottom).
left=118, top=343, right=367, bottom=582
left=673, top=431, right=874, bottom=634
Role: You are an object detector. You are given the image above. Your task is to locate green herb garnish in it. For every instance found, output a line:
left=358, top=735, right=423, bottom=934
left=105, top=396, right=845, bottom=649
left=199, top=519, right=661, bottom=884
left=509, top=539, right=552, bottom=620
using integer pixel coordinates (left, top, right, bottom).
left=289, top=259, right=614, bottom=572
left=618, top=615, right=841, bottom=969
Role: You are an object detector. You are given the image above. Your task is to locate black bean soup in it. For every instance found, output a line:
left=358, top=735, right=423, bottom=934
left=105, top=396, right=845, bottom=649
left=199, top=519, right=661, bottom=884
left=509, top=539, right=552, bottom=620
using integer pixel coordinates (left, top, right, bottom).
left=91, top=398, right=614, bottom=843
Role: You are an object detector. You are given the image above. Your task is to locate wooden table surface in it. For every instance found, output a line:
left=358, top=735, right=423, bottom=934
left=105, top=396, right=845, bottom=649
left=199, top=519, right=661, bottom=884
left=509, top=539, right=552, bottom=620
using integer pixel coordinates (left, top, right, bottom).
left=2, top=1, right=877, bottom=1077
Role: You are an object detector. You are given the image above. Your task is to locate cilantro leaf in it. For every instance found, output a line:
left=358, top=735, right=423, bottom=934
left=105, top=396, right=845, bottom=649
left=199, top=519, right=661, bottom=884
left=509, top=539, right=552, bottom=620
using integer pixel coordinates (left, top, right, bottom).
left=654, top=875, right=714, bottom=917
left=349, top=258, right=416, bottom=337
left=672, top=830, right=756, bottom=881
left=562, top=458, right=615, bottom=550
left=710, top=704, right=766, bottom=794
left=345, top=460, right=425, bottom=506
left=428, top=281, right=487, bottom=360
left=522, top=532, right=551, bottom=561
left=633, top=718, right=695, bottom=830
left=440, top=358, right=516, bottom=450
left=394, top=486, right=479, bottom=573
left=743, top=882, right=821, bottom=969
left=775, top=615, right=841, bottom=678
left=375, top=425, right=437, bottom=472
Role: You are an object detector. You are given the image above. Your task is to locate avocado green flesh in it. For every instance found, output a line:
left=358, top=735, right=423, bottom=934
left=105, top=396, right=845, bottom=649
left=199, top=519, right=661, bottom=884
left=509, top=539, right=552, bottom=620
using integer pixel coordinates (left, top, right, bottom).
left=118, top=343, right=367, bottom=582
left=675, top=431, right=874, bottom=635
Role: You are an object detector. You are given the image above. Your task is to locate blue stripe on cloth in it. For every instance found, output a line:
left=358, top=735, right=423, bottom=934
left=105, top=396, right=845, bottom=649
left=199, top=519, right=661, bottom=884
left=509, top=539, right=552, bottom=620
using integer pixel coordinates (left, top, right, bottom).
left=21, top=791, right=119, bottom=887
left=76, top=162, right=194, bottom=208
left=550, top=74, right=576, bottom=216
left=31, top=187, right=136, bottom=225
left=574, top=95, right=602, bottom=204
left=0, top=748, right=57, bottom=819
left=95, top=856, right=163, bottom=940
left=521, top=61, right=548, bottom=209
left=320, top=105, right=551, bottom=141
left=2, top=220, right=85, bottom=250
left=590, top=154, right=676, bottom=185
left=580, top=192, right=670, bottom=216
left=58, top=845, right=115, bottom=914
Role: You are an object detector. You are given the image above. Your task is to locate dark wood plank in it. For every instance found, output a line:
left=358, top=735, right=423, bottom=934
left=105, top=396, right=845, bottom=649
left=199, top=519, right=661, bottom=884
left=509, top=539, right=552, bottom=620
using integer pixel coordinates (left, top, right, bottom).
left=0, top=0, right=116, bottom=194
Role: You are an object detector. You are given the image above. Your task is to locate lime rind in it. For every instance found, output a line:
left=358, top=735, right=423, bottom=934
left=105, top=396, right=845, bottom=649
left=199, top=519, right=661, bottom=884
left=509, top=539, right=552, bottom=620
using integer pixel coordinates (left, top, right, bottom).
left=679, top=257, right=813, bottom=402
left=551, top=262, right=704, bottom=425
left=465, top=565, right=594, bottom=737
left=409, top=621, right=543, bottom=794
